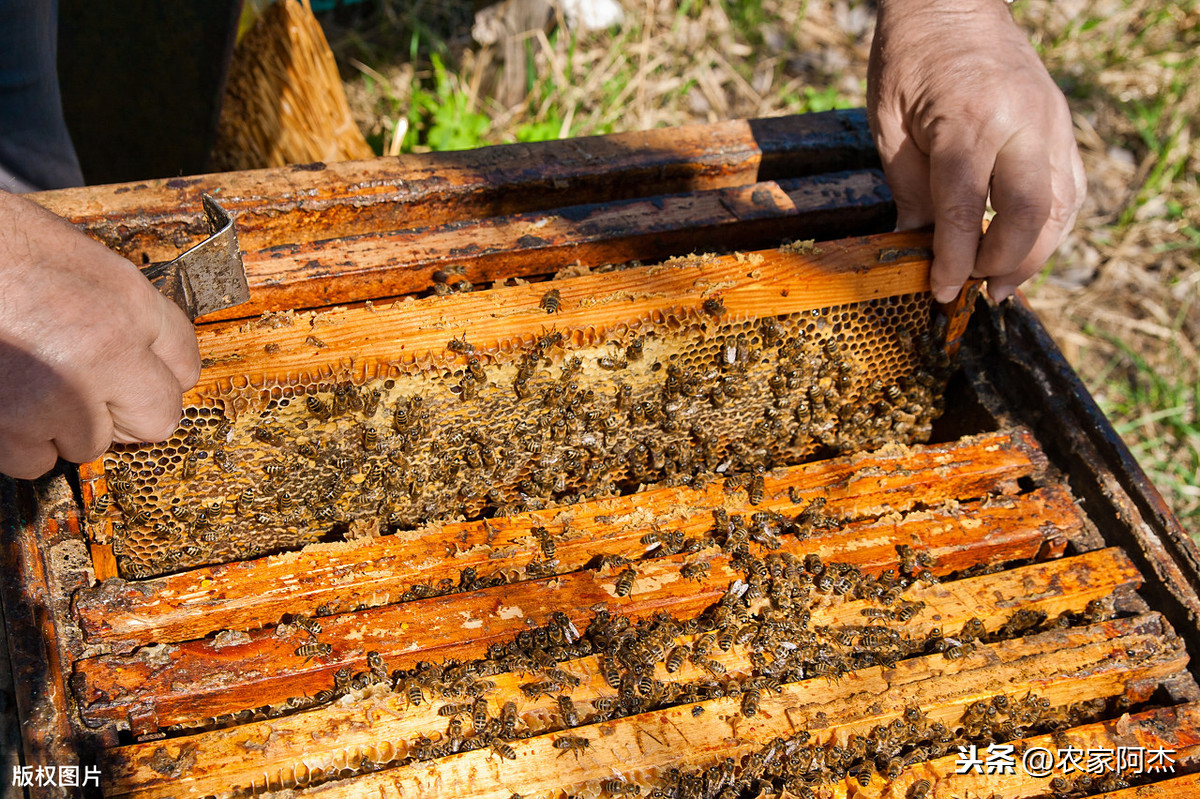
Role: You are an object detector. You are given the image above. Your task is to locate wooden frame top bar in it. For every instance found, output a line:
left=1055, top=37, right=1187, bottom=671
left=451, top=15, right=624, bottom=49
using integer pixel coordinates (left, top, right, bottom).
left=30, top=111, right=878, bottom=264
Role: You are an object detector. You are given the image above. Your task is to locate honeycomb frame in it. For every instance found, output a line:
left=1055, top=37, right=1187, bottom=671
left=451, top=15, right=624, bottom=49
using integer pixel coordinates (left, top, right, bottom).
left=79, top=235, right=943, bottom=578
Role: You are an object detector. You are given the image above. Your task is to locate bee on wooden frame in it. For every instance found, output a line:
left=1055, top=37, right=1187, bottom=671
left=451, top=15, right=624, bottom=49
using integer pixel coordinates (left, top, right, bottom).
left=294, top=642, right=332, bottom=658
left=702, top=296, right=726, bottom=318
left=539, top=289, right=562, bottom=314
left=447, top=334, right=476, bottom=355
left=552, top=735, right=590, bottom=759
left=614, top=568, right=636, bottom=597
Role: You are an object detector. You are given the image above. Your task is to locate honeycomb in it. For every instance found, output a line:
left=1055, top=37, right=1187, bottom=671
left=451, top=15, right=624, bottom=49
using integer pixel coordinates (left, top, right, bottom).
left=96, top=291, right=946, bottom=578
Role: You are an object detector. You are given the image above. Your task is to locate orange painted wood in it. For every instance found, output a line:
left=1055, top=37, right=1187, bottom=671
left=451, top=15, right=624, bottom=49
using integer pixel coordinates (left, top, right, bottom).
left=1084, top=773, right=1200, bottom=799
left=100, top=614, right=1169, bottom=798
left=840, top=705, right=1200, bottom=796
left=117, top=614, right=1183, bottom=798
left=838, top=704, right=1200, bottom=799
left=73, top=428, right=1056, bottom=649
left=73, top=547, right=1140, bottom=733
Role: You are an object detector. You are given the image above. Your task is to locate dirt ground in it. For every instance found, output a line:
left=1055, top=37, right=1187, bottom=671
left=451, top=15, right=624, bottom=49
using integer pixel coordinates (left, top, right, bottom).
left=327, top=0, right=1199, bottom=539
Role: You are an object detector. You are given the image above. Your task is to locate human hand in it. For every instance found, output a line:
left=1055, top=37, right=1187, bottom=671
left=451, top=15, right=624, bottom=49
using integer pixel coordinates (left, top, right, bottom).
left=0, top=191, right=201, bottom=479
left=867, top=0, right=1086, bottom=302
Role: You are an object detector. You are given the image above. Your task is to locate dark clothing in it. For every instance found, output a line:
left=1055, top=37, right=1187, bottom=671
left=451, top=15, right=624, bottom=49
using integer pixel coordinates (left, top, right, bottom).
left=0, top=0, right=82, bottom=192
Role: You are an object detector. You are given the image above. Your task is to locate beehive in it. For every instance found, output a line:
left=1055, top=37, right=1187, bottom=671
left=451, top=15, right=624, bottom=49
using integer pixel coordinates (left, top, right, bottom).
left=5, top=112, right=1199, bottom=799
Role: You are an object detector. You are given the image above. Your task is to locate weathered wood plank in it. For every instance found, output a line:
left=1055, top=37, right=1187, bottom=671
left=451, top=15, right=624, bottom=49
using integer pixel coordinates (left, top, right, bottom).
left=154, top=614, right=1183, bottom=799
left=30, top=111, right=878, bottom=264
left=73, top=547, right=1139, bottom=734
left=0, top=477, right=92, bottom=798
left=100, top=614, right=1169, bottom=798
left=1083, top=772, right=1200, bottom=799
left=73, top=428, right=1057, bottom=649
left=836, top=703, right=1200, bottom=799
left=200, top=170, right=893, bottom=321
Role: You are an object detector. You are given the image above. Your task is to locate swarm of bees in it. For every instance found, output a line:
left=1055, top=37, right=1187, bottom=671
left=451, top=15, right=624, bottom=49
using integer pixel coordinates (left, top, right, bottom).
left=201, top=523, right=1113, bottom=798
left=98, top=293, right=951, bottom=578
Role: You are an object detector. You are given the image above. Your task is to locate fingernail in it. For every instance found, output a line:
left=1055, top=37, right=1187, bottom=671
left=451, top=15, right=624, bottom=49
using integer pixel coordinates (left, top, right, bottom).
left=932, top=285, right=960, bottom=303
left=989, top=285, right=1014, bottom=303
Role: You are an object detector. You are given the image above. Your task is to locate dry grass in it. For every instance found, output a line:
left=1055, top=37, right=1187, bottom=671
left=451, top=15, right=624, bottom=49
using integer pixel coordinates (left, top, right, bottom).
left=326, top=0, right=1199, bottom=539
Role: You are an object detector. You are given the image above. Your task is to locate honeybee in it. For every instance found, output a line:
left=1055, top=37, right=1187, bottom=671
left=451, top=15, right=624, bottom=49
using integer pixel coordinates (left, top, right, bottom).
left=539, top=289, right=562, bottom=314
left=531, top=526, right=556, bottom=559
left=405, top=679, right=425, bottom=707
left=293, top=616, right=322, bottom=636
left=458, top=375, right=480, bottom=402
left=467, top=356, right=488, bottom=384
left=472, top=697, right=489, bottom=730
left=181, top=454, right=198, bottom=479
left=741, top=687, right=761, bottom=717
left=168, top=504, right=193, bottom=522
left=702, top=296, right=725, bottom=317
left=600, top=658, right=621, bottom=690
left=748, top=469, right=765, bottom=506
left=362, top=426, right=379, bottom=452
left=250, top=425, right=285, bottom=446
left=437, top=702, right=469, bottom=719
left=208, top=443, right=234, bottom=470
left=614, top=568, right=636, bottom=597
left=556, top=695, right=579, bottom=727
left=596, top=350, right=628, bottom=372
left=234, top=488, right=257, bottom=514
left=552, top=735, right=590, bottom=759
left=88, top=493, right=113, bottom=519
left=601, top=779, right=641, bottom=796
left=294, top=643, right=332, bottom=658
left=490, top=740, right=517, bottom=761
left=590, top=696, right=616, bottom=718
left=363, top=389, right=382, bottom=418
left=367, top=651, right=388, bottom=683
left=306, top=394, right=330, bottom=419
left=447, top=334, right=475, bottom=355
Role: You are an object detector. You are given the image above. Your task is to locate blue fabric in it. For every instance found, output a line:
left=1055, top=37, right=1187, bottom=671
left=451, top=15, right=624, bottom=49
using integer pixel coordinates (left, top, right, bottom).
left=0, top=0, right=83, bottom=192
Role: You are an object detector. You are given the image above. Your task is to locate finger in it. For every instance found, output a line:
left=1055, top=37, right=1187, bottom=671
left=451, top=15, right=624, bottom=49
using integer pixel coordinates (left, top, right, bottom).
left=50, top=402, right=116, bottom=464
left=928, top=143, right=994, bottom=303
left=0, top=437, right=59, bottom=481
left=148, top=293, right=202, bottom=391
left=972, top=129, right=1053, bottom=289
left=985, top=154, right=1082, bottom=302
left=108, top=354, right=185, bottom=444
left=881, top=137, right=935, bottom=231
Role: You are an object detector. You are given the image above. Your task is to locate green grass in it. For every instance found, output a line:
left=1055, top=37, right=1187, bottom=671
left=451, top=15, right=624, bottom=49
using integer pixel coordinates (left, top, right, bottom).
left=411, top=53, right=491, bottom=151
left=1087, top=324, right=1200, bottom=538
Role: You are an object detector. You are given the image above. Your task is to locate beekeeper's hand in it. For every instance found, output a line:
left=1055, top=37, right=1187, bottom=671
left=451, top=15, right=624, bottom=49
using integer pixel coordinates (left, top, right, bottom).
left=868, top=0, right=1086, bottom=302
left=0, top=190, right=201, bottom=479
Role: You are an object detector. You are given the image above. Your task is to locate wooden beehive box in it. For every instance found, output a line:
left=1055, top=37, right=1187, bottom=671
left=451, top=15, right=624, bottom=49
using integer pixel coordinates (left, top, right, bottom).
left=3, top=111, right=1199, bottom=799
